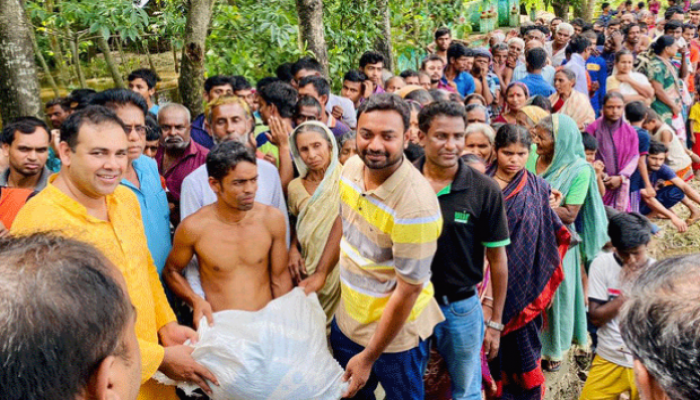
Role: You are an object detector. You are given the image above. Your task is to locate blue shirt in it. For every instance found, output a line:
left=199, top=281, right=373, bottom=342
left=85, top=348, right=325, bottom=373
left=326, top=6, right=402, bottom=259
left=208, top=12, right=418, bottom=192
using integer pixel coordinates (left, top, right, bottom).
left=517, top=73, right=555, bottom=97
left=635, top=126, right=651, bottom=155
left=120, top=155, right=172, bottom=273
left=587, top=55, right=608, bottom=117
left=190, top=113, right=215, bottom=149
left=630, top=164, right=676, bottom=192
left=149, top=104, right=159, bottom=116
left=442, top=72, right=475, bottom=97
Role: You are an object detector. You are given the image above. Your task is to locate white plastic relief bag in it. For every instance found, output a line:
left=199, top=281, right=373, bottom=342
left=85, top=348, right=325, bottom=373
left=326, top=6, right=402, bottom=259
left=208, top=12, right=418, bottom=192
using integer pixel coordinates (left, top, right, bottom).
left=155, top=288, right=346, bottom=400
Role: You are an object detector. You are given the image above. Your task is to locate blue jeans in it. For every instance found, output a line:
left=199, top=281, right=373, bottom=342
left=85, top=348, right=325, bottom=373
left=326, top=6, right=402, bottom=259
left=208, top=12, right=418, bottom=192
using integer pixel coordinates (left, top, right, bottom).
left=330, top=319, right=429, bottom=400
left=433, top=294, right=485, bottom=400
left=640, top=185, right=685, bottom=215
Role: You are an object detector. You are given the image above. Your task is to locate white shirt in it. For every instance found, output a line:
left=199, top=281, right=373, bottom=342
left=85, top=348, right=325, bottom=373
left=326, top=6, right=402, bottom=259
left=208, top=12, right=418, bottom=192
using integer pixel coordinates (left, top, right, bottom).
left=589, top=252, right=655, bottom=368
left=327, top=94, right=357, bottom=129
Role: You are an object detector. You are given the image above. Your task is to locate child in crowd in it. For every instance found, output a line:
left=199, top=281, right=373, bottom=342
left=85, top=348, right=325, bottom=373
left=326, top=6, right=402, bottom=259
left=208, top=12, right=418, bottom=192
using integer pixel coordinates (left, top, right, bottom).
left=625, top=102, right=654, bottom=200
left=643, top=109, right=694, bottom=181
left=127, top=68, right=160, bottom=115
left=583, top=132, right=607, bottom=197
left=634, top=141, right=700, bottom=230
left=580, top=212, right=654, bottom=400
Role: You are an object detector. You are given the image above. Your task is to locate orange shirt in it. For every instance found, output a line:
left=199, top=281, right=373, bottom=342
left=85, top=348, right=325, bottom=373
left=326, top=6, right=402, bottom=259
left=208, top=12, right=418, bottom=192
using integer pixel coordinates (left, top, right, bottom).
left=0, top=187, right=34, bottom=229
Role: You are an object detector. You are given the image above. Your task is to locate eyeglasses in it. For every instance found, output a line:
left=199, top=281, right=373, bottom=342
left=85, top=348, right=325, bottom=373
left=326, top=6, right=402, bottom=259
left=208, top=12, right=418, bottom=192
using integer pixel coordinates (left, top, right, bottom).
left=125, top=125, right=147, bottom=135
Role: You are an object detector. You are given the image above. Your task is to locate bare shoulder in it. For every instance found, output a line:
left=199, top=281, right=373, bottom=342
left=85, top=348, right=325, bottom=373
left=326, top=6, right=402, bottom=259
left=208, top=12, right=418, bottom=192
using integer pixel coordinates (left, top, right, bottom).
left=257, top=203, right=285, bottom=232
left=179, top=204, right=216, bottom=235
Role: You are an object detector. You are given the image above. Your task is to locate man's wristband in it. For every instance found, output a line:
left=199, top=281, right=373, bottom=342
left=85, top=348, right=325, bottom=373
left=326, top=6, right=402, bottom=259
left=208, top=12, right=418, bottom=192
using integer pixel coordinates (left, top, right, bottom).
left=486, top=320, right=504, bottom=332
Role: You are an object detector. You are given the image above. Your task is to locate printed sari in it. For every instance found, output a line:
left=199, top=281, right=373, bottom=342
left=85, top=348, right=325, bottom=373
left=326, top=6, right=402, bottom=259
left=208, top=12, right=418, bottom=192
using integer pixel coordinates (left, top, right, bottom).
left=486, top=167, right=570, bottom=399
left=534, top=115, right=608, bottom=362
left=648, top=55, right=683, bottom=127
left=549, top=89, right=596, bottom=130
left=585, top=117, right=639, bottom=211
left=288, top=122, right=342, bottom=325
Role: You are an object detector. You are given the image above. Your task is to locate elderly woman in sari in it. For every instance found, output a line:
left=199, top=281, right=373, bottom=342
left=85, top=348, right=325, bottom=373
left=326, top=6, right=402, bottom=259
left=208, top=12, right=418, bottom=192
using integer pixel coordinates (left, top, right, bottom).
left=287, top=121, right=342, bottom=326
left=550, top=68, right=596, bottom=130
left=487, top=124, right=570, bottom=400
left=529, top=114, right=608, bottom=372
left=463, top=123, right=496, bottom=166
left=585, top=92, right=640, bottom=211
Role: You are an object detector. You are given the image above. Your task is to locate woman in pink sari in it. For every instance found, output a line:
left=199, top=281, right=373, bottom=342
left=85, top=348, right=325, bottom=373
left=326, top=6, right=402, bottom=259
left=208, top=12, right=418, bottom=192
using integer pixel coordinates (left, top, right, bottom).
left=585, top=92, right=639, bottom=211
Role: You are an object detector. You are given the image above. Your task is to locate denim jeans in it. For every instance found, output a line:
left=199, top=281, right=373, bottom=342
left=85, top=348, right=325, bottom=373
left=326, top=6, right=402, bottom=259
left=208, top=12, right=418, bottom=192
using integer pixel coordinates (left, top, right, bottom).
left=433, top=294, right=485, bottom=400
left=330, top=319, right=429, bottom=400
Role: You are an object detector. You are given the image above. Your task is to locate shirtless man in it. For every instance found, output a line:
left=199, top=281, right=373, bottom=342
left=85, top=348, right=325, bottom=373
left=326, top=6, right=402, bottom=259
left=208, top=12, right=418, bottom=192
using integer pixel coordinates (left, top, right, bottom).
left=164, top=141, right=292, bottom=327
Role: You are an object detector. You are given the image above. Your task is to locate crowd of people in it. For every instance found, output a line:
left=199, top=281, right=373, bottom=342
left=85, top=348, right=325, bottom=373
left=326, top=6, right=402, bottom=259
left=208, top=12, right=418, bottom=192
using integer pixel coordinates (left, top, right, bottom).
left=2, top=2, right=700, bottom=400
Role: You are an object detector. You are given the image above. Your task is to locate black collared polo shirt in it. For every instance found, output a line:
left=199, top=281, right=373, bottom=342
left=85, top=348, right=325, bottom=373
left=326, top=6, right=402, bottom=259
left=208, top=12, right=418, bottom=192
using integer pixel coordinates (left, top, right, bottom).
left=416, top=157, right=510, bottom=299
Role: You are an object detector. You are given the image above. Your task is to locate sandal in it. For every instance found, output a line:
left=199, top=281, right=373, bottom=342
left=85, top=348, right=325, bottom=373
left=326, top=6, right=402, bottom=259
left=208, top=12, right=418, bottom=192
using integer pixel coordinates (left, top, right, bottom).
left=542, top=360, right=562, bottom=372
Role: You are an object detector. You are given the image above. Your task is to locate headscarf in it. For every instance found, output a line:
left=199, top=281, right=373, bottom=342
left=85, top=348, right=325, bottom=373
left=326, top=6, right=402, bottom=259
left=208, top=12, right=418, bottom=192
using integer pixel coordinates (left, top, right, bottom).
left=519, top=106, right=548, bottom=125
left=290, top=121, right=339, bottom=180
left=542, top=114, right=608, bottom=264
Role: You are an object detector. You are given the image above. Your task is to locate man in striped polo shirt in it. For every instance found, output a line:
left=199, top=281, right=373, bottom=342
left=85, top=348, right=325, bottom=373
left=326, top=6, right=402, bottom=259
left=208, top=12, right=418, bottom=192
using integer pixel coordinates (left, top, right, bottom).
left=301, top=93, right=444, bottom=399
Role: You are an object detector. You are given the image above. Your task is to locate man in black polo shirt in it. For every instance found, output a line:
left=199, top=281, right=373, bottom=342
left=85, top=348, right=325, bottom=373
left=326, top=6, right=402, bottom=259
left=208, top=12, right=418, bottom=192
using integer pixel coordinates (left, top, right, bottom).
left=416, top=101, right=509, bottom=400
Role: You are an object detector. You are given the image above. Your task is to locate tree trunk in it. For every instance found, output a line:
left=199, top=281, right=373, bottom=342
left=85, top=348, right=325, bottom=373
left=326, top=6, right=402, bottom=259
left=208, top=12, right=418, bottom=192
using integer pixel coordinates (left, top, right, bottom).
left=97, top=35, right=125, bottom=88
left=295, top=0, right=329, bottom=76
left=552, top=0, right=569, bottom=20
left=0, top=0, right=43, bottom=121
left=374, top=0, right=393, bottom=71
left=25, top=13, right=60, bottom=97
left=66, top=29, right=86, bottom=88
left=584, top=0, right=596, bottom=23
left=143, top=40, right=158, bottom=71
left=172, top=40, right=179, bottom=73
left=115, top=38, right=127, bottom=73
left=45, top=0, right=69, bottom=87
left=179, top=0, right=216, bottom=116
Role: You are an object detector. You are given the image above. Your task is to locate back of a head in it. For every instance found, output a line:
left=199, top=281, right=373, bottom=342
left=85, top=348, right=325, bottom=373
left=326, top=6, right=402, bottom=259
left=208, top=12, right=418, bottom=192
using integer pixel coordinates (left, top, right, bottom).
left=90, top=88, right=148, bottom=116
left=404, top=89, right=434, bottom=106
left=620, top=254, right=700, bottom=400
left=428, top=89, right=450, bottom=103
left=230, top=75, right=252, bottom=91
left=0, top=233, right=133, bottom=400
left=581, top=132, right=598, bottom=151
left=204, top=75, right=234, bottom=93
left=526, top=47, right=548, bottom=70
left=291, top=57, right=322, bottom=77
left=624, top=101, right=647, bottom=123
left=145, top=113, right=161, bottom=142
left=400, top=69, right=420, bottom=80
left=67, top=88, right=97, bottom=111
left=344, top=69, right=367, bottom=83
left=569, top=35, right=590, bottom=54
left=258, top=81, right=298, bottom=119
left=528, top=95, right=552, bottom=112
left=607, top=212, right=651, bottom=250
left=276, top=62, right=295, bottom=83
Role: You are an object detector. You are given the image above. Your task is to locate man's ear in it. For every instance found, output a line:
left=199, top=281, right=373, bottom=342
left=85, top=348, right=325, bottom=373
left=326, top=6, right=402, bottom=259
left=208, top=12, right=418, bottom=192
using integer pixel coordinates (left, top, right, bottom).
left=58, top=140, right=73, bottom=168
left=90, top=355, right=119, bottom=400
left=208, top=177, right=221, bottom=195
left=203, top=91, right=210, bottom=103
left=1, top=143, right=9, bottom=158
left=633, top=359, right=668, bottom=400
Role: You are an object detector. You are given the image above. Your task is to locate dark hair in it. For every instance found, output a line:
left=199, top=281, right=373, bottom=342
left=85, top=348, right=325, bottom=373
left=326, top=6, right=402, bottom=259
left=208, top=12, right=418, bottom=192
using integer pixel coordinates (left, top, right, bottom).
left=145, top=113, right=161, bottom=142
left=550, top=17, right=563, bottom=23
left=571, top=17, right=586, bottom=27
left=664, top=20, right=683, bottom=33
left=581, top=132, right=598, bottom=151
left=399, top=69, right=420, bottom=80
left=206, top=140, right=257, bottom=181
left=691, top=2, right=700, bottom=11
left=602, top=2, right=610, bottom=9
left=298, top=75, right=330, bottom=97
left=421, top=54, right=445, bottom=71
left=256, top=77, right=280, bottom=92
left=357, top=93, right=410, bottom=132
left=614, top=49, right=634, bottom=63
left=344, top=69, right=367, bottom=83
left=652, top=35, right=676, bottom=55
left=449, top=92, right=464, bottom=103
left=66, top=89, right=97, bottom=111
left=127, top=68, right=159, bottom=89
left=434, top=27, right=451, bottom=41
left=683, top=23, right=697, bottom=32
left=494, top=124, right=532, bottom=150
left=275, top=62, right=295, bottom=83
left=295, top=95, right=323, bottom=117
left=359, top=51, right=385, bottom=69
left=648, top=140, right=668, bottom=155
left=525, top=47, right=548, bottom=70
left=569, top=36, right=591, bottom=54
left=637, top=1, right=644, bottom=8
left=45, top=97, right=71, bottom=111
left=603, top=91, right=625, bottom=105
left=535, top=25, right=551, bottom=35
left=418, top=101, right=467, bottom=134
left=204, top=75, right=234, bottom=93
left=619, top=254, right=700, bottom=400
left=608, top=212, right=652, bottom=250
left=428, top=89, right=450, bottom=102
left=1, top=116, right=50, bottom=145
left=664, top=6, right=684, bottom=21
left=291, top=57, right=323, bottom=77
left=89, top=88, right=148, bottom=117
left=623, top=23, right=640, bottom=36
left=625, top=101, right=648, bottom=123
left=231, top=75, right=252, bottom=91
left=404, top=141, right=425, bottom=162
left=404, top=89, right=434, bottom=106
left=0, top=233, right=132, bottom=400
left=447, top=42, right=469, bottom=64
left=60, top=106, right=125, bottom=151
left=528, top=95, right=552, bottom=112
left=258, top=81, right=298, bottom=119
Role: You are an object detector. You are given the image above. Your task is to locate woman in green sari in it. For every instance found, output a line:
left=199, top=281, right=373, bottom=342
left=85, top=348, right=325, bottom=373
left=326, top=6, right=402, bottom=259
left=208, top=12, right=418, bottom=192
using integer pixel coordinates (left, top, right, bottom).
left=528, top=114, right=608, bottom=370
left=287, top=121, right=342, bottom=327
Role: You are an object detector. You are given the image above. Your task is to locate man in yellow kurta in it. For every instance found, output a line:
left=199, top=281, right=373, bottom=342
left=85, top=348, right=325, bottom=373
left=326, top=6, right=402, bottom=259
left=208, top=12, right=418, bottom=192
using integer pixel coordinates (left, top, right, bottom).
left=12, top=106, right=218, bottom=400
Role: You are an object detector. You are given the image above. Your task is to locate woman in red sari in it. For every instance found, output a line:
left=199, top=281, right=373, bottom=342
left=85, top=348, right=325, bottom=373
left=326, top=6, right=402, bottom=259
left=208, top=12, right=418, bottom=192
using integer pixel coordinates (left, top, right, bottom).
left=487, top=124, right=570, bottom=400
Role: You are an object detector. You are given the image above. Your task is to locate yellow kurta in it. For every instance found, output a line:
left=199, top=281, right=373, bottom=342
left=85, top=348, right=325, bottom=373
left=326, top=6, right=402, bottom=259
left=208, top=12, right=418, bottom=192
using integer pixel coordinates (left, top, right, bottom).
left=11, top=177, right=178, bottom=400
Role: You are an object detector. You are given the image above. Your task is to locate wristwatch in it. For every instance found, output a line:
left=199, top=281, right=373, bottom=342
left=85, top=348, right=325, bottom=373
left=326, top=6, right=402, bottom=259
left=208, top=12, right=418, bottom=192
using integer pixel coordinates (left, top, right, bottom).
left=486, top=320, right=505, bottom=332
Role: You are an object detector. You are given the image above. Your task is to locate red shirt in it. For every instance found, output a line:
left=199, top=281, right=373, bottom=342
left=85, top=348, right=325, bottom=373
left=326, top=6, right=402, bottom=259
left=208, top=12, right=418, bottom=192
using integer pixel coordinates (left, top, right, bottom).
left=155, top=140, right=208, bottom=202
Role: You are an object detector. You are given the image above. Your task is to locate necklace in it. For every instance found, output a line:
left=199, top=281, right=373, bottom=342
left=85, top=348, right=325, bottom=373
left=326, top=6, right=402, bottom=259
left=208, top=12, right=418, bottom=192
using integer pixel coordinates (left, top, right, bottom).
left=494, top=173, right=513, bottom=183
